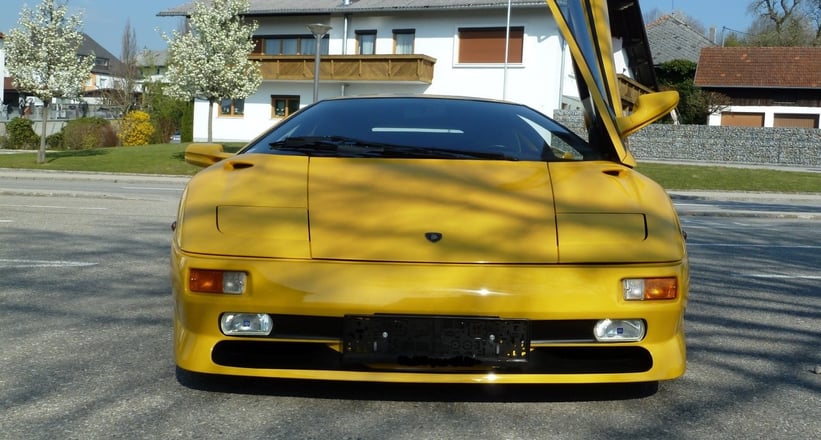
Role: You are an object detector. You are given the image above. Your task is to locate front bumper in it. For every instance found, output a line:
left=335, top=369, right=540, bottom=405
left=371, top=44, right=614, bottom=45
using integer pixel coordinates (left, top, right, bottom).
left=172, top=248, right=688, bottom=384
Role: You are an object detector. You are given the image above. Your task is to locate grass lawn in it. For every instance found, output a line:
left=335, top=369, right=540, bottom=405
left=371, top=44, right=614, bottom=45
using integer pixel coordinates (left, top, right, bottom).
left=0, top=144, right=201, bottom=175
left=635, top=162, right=821, bottom=193
left=0, top=144, right=818, bottom=193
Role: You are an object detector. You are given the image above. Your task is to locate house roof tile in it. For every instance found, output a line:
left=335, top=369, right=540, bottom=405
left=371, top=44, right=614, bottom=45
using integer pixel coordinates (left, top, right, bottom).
left=78, top=33, right=126, bottom=76
left=694, top=46, right=821, bottom=89
left=645, top=14, right=715, bottom=64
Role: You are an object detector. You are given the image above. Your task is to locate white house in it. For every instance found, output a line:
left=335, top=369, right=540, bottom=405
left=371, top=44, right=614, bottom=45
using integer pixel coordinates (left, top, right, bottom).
left=159, top=0, right=652, bottom=142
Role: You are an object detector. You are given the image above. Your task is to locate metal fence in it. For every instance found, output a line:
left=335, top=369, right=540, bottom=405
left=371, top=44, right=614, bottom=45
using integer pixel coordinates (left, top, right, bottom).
left=1, top=104, right=124, bottom=122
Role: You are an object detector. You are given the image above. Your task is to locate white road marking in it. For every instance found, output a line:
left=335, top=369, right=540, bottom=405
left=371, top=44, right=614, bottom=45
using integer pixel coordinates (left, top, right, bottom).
left=687, top=243, right=821, bottom=249
left=0, top=204, right=107, bottom=210
left=744, top=274, right=821, bottom=280
left=0, top=259, right=98, bottom=268
left=120, top=186, right=183, bottom=192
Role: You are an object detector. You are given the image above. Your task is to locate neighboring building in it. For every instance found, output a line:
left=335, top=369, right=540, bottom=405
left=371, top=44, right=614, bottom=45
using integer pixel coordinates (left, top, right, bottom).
left=78, top=33, right=127, bottom=100
left=136, top=49, right=169, bottom=84
left=645, top=13, right=715, bottom=64
left=695, top=46, right=821, bottom=128
left=159, top=0, right=657, bottom=142
left=2, top=32, right=127, bottom=119
left=159, top=0, right=568, bottom=142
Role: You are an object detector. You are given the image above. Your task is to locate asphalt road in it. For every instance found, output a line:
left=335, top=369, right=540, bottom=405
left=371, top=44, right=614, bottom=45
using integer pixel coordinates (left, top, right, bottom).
left=0, top=171, right=819, bottom=439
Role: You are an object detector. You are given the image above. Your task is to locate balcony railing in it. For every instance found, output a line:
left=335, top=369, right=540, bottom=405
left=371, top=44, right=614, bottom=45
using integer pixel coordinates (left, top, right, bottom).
left=249, top=54, right=437, bottom=84
left=617, top=74, right=655, bottom=110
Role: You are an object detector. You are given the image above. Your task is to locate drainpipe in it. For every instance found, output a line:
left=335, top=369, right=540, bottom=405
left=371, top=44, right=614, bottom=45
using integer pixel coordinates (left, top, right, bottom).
left=503, top=0, right=512, bottom=100
left=341, top=11, right=351, bottom=96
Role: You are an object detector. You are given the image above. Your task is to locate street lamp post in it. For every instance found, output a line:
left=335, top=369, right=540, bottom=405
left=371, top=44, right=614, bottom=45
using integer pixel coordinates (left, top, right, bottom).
left=307, top=23, right=332, bottom=103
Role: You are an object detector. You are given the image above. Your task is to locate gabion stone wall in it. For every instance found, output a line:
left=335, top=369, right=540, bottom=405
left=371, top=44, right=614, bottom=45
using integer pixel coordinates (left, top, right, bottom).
left=553, top=110, right=820, bottom=167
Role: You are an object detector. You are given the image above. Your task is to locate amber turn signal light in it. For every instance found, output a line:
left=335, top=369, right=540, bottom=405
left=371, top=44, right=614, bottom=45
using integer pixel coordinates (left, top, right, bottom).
left=189, top=269, right=246, bottom=294
left=623, top=278, right=677, bottom=300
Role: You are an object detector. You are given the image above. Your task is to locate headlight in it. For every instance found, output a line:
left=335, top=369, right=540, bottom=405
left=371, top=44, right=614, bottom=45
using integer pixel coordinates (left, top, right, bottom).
left=594, top=319, right=645, bottom=342
left=220, top=313, right=273, bottom=336
left=189, top=269, right=247, bottom=294
left=623, top=278, right=677, bottom=300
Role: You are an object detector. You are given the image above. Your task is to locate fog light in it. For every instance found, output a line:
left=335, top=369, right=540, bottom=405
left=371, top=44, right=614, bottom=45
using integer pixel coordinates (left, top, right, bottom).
left=594, top=319, right=645, bottom=342
left=189, top=269, right=246, bottom=294
left=623, top=278, right=677, bottom=300
left=220, top=313, right=272, bottom=336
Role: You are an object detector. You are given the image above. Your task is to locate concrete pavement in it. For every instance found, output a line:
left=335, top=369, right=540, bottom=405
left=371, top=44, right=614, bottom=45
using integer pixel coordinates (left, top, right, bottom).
left=668, top=190, right=821, bottom=219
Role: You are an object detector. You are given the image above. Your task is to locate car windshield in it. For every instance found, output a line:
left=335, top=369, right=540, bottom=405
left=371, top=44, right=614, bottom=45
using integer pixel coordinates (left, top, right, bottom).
left=241, top=97, right=609, bottom=162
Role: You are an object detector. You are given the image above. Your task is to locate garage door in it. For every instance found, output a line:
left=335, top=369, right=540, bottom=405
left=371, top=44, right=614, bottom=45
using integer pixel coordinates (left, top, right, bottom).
left=721, top=112, right=764, bottom=127
left=773, top=113, right=818, bottom=128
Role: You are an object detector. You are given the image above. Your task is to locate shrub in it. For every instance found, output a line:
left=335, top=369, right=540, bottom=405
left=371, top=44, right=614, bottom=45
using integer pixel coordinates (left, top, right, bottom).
left=61, top=117, right=118, bottom=150
left=5, top=117, right=40, bottom=149
left=180, top=101, right=194, bottom=142
left=46, top=131, right=64, bottom=149
left=119, top=110, right=156, bottom=146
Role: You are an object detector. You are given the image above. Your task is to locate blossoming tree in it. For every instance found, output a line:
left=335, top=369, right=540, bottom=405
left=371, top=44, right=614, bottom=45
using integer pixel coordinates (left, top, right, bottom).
left=5, top=0, right=95, bottom=164
left=164, top=0, right=262, bottom=142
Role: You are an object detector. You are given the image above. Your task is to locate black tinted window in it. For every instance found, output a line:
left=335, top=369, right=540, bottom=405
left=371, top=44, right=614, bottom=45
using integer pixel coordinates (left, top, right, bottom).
left=243, top=97, right=603, bottom=161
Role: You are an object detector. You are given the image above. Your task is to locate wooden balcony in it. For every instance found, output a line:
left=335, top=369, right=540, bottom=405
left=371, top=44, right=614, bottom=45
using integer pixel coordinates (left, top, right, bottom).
left=617, top=74, right=655, bottom=110
left=249, top=54, right=437, bottom=84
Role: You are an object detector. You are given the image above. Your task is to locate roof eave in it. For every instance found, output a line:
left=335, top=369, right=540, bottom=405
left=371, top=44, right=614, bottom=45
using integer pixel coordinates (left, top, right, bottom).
left=157, top=2, right=548, bottom=17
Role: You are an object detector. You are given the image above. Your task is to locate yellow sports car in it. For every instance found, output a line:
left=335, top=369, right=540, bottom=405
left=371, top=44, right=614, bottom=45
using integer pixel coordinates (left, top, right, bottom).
left=171, top=0, right=688, bottom=385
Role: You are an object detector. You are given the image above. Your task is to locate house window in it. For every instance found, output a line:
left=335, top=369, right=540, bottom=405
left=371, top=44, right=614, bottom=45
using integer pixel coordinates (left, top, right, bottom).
left=458, top=27, right=524, bottom=63
left=356, top=30, right=377, bottom=55
left=394, top=29, right=415, bottom=54
left=272, top=96, right=300, bottom=118
left=95, top=57, right=109, bottom=67
left=254, top=35, right=328, bottom=55
left=220, top=98, right=245, bottom=117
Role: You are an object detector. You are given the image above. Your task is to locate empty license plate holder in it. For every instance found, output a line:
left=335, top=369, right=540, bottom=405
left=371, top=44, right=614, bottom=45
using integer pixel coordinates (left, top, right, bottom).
left=342, top=315, right=530, bottom=366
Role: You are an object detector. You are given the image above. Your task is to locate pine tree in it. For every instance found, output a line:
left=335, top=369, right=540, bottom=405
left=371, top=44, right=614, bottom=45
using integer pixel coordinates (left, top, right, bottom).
left=163, top=0, right=262, bottom=142
left=5, top=0, right=95, bottom=164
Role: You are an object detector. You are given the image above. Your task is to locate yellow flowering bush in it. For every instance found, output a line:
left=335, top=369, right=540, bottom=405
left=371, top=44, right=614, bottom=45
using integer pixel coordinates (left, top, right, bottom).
left=119, top=110, right=156, bottom=146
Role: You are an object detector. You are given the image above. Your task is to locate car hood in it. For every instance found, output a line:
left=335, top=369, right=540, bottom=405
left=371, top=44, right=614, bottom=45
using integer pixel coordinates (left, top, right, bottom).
left=175, top=155, right=684, bottom=264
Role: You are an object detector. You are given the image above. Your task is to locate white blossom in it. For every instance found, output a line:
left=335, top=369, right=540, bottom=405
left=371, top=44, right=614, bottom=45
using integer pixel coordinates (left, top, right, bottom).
left=163, top=0, right=262, bottom=141
left=5, top=0, right=95, bottom=163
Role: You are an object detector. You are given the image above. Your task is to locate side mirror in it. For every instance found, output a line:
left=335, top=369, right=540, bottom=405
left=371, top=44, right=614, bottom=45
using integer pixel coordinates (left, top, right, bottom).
left=184, top=143, right=233, bottom=168
left=617, top=90, right=679, bottom=137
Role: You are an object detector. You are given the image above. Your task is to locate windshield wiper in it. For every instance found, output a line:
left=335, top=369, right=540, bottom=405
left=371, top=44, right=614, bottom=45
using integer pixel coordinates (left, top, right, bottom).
left=376, top=145, right=519, bottom=161
left=269, top=136, right=518, bottom=161
left=269, top=136, right=393, bottom=157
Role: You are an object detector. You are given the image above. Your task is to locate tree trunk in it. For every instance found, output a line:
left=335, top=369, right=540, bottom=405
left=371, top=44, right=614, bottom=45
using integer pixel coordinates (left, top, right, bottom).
left=37, top=102, right=50, bottom=164
left=207, top=98, right=214, bottom=143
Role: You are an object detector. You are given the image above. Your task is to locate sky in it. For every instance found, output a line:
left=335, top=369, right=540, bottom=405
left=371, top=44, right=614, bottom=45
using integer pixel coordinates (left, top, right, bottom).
left=0, top=0, right=758, bottom=56
left=640, top=0, right=756, bottom=35
left=0, top=0, right=186, bottom=54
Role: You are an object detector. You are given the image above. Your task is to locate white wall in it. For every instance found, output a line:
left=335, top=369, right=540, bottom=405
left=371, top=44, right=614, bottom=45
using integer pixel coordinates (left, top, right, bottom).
left=193, top=8, right=566, bottom=142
